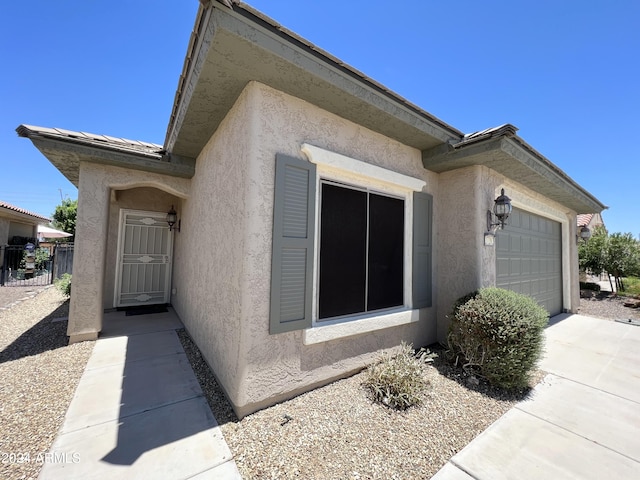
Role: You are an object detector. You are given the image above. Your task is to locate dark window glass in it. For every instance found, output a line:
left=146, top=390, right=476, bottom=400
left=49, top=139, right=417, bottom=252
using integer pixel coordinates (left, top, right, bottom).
left=368, top=194, right=404, bottom=310
left=319, top=184, right=367, bottom=319
left=318, top=182, right=404, bottom=320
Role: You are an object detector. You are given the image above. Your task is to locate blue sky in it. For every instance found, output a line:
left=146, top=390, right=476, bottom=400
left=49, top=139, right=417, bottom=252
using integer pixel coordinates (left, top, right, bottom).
left=2, top=0, right=638, bottom=236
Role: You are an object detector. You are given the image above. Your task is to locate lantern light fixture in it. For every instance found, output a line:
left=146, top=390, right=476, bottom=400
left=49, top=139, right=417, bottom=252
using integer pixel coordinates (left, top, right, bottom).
left=577, top=225, right=591, bottom=244
left=487, top=188, right=512, bottom=233
left=166, top=205, right=180, bottom=232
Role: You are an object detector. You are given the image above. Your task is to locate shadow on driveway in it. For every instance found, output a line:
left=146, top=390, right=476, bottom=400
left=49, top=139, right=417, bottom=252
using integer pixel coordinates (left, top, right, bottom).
left=0, top=301, right=69, bottom=363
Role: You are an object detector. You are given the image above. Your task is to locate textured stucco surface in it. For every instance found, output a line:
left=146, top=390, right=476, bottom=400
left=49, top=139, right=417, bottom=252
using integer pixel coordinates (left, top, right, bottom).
left=436, top=166, right=485, bottom=341
left=436, top=165, right=579, bottom=341
left=68, top=163, right=190, bottom=341
left=172, top=81, right=439, bottom=417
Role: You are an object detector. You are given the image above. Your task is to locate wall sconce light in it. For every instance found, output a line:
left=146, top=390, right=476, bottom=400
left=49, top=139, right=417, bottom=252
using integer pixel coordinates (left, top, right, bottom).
left=166, top=205, right=181, bottom=232
left=577, top=225, right=591, bottom=244
left=487, top=188, right=512, bottom=233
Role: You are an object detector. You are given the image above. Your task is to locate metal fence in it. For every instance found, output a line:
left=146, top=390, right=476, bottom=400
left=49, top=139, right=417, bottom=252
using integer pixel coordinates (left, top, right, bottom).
left=0, top=243, right=74, bottom=287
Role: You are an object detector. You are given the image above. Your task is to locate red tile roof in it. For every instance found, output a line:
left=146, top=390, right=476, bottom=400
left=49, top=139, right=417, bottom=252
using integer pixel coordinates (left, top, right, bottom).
left=0, top=201, right=51, bottom=222
left=577, top=214, right=593, bottom=227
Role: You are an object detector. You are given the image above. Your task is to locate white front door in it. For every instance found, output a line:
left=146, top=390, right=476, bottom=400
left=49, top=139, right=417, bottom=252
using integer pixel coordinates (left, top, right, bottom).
left=114, top=209, right=173, bottom=307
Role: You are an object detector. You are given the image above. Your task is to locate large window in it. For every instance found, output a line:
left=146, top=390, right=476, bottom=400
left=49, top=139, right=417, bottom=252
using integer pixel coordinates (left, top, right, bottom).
left=319, top=182, right=404, bottom=320
left=269, top=149, right=432, bottom=337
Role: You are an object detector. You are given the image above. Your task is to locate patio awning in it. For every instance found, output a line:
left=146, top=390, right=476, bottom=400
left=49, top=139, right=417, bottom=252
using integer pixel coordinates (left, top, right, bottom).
left=37, top=225, right=73, bottom=239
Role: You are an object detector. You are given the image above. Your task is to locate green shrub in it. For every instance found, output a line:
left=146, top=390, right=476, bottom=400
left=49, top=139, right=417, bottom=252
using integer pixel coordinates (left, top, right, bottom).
left=447, top=287, right=549, bottom=390
left=620, top=276, right=640, bottom=298
left=363, top=342, right=434, bottom=410
left=579, top=281, right=601, bottom=292
left=55, top=273, right=72, bottom=297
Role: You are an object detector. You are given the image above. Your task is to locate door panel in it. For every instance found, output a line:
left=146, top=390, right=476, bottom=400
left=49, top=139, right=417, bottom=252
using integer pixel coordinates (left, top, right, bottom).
left=115, top=211, right=173, bottom=307
left=496, top=208, right=562, bottom=315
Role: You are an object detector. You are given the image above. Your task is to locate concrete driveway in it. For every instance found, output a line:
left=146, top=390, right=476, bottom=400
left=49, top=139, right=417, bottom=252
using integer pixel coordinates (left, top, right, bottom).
left=433, top=313, right=640, bottom=479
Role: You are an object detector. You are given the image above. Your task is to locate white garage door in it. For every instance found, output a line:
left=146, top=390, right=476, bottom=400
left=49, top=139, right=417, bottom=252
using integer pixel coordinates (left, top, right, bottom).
left=496, top=208, right=563, bottom=316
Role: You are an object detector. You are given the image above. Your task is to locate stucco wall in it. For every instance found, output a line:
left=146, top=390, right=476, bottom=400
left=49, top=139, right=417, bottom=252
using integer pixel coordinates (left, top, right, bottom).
left=435, top=164, right=580, bottom=341
left=68, top=162, right=190, bottom=342
left=436, top=166, right=485, bottom=340
left=170, top=81, right=254, bottom=409
left=8, top=221, right=36, bottom=240
left=172, top=81, right=439, bottom=417
left=0, top=218, right=10, bottom=245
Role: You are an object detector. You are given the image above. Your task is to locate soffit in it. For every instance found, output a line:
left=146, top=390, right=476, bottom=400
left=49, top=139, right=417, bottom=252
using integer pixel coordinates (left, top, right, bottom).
left=16, top=125, right=194, bottom=187
left=422, top=135, right=606, bottom=214
left=166, top=3, right=462, bottom=159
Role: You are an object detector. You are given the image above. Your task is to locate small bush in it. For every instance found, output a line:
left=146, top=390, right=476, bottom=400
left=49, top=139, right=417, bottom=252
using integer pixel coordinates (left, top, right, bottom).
left=447, top=287, right=549, bottom=390
left=363, top=342, right=434, bottom=410
left=620, top=277, right=640, bottom=298
left=580, top=281, right=601, bottom=292
left=55, top=273, right=72, bottom=296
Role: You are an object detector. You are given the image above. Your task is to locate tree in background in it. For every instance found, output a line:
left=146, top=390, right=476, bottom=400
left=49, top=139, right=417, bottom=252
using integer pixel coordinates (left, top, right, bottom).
left=606, top=232, right=640, bottom=292
left=579, top=225, right=640, bottom=292
left=52, top=198, right=77, bottom=237
left=578, top=225, right=607, bottom=278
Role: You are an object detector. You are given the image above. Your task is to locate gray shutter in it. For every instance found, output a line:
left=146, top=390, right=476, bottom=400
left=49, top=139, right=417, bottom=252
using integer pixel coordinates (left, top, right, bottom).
left=412, top=191, right=432, bottom=308
left=270, top=154, right=316, bottom=334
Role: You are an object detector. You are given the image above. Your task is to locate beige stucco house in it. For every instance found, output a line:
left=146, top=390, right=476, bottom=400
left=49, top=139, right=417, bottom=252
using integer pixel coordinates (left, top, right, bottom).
left=0, top=200, right=50, bottom=246
left=17, top=1, right=605, bottom=417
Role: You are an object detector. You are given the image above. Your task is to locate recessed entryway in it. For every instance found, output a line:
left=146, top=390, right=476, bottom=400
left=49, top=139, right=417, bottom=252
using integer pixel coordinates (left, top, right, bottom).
left=114, top=209, right=173, bottom=308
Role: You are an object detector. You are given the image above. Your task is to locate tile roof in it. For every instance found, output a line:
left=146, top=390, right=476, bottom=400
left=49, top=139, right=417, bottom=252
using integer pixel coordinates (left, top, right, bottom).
left=0, top=201, right=51, bottom=222
left=577, top=213, right=595, bottom=227
left=456, top=124, right=519, bottom=147
left=16, top=125, right=163, bottom=158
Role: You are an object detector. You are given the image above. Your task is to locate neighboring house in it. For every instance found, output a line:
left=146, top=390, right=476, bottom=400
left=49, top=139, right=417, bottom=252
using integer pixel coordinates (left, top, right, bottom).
left=17, top=1, right=606, bottom=417
left=0, top=200, right=51, bottom=245
left=577, top=213, right=605, bottom=233
left=577, top=212, right=606, bottom=282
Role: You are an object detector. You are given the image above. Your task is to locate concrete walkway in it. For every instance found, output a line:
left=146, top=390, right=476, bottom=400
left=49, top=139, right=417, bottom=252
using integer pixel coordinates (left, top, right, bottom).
left=433, top=313, right=640, bottom=479
left=39, top=308, right=241, bottom=479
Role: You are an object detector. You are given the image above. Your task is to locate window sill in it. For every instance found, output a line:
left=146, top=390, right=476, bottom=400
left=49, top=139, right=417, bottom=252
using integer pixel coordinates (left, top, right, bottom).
left=302, top=309, right=420, bottom=345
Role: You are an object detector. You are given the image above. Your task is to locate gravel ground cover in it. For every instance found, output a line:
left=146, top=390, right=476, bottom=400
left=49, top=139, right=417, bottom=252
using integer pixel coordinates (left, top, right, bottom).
left=578, top=291, right=640, bottom=321
left=179, top=334, right=538, bottom=479
left=180, top=294, right=636, bottom=479
left=1, top=286, right=633, bottom=480
left=0, top=285, right=51, bottom=312
left=0, top=287, right=94, bottom=480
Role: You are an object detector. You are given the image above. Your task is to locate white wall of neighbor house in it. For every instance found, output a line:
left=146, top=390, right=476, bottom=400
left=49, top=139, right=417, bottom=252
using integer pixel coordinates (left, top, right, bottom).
left=171, top=81, right=440, bottom=418
left=0, top=218, right=10, bottom=245
left=8, top=221, right=37, bottom=240
left=435, top=164, right=580, bottom=341
left=67, top=162, right=190, bottom=343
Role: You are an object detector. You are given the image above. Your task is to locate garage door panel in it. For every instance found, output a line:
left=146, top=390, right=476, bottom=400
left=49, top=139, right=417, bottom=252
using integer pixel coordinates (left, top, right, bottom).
left=496, top=208, right=562, bottom=316
left=510, top=258, right=521, bottom=275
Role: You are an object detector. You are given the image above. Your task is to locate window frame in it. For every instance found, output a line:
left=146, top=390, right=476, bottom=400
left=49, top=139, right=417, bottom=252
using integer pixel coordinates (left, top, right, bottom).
left=302, top=144, right=426, bottom=330
left=317, top=178, right=407, bottom=323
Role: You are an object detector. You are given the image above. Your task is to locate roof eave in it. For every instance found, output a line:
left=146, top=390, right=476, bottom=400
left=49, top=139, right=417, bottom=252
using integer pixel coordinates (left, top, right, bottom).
left=0, top=205, right=51, bottom=224
left=164, top=2, right=462, bottom=159
left=422, top=133, right=606, bottom=214
left=17, top=125, right=195, bottom=187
